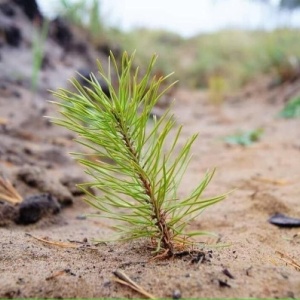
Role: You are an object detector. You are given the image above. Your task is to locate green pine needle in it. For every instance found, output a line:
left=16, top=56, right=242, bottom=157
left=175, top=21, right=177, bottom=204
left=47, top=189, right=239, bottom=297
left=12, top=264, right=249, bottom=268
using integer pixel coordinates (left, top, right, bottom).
left=51, top=51, right=226, bottom=256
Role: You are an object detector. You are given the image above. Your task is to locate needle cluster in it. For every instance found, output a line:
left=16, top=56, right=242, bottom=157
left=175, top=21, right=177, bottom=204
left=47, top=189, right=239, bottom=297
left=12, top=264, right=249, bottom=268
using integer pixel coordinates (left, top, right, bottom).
left=52, top=52, right=226, bottom=256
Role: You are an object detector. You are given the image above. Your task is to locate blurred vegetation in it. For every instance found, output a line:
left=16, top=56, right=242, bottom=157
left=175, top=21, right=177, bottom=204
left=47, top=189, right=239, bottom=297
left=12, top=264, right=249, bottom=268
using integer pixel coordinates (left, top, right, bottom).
left=56, top=0, right=104, bottom=43
left=225, top=128, right=264, bottom=146
left=32, top=20, right=49, bottom=93
left=118, top=29, right=300, bottom=90
left=279, top=96, right=300, bottom=118
left=54, top=0, right=300, bottom=92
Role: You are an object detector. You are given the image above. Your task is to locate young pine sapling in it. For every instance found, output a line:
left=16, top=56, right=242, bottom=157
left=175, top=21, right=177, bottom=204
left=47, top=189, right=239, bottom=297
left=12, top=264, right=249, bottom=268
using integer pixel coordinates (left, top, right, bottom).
left=52, top=52, right=226, bottom=257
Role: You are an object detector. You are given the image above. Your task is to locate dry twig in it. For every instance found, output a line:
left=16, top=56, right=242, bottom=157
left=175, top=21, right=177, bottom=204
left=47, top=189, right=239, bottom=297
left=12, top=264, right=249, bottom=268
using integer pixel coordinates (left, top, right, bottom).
left=0, top=176, right=23, bottom=204
left=253, top=177, right=291, bottom=186
left=26, top=233, right=79, bottom=248
left=275, top=250, right=300, bottom=271
left=46, top=269, right=67, bottom=280
left=113, top=269, right=155, bottom=299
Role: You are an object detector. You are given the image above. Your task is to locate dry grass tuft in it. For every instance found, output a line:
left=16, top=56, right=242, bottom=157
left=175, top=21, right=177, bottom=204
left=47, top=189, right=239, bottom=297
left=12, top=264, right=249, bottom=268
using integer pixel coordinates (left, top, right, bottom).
left=0, top=176, right=23, bottom=204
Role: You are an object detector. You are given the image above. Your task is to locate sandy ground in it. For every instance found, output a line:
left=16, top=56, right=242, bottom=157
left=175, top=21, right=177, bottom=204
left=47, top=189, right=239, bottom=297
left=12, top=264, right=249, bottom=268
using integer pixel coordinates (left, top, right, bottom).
left=1, top=82, right=300, bottom=298
left=1, top=2, right=300, bottom=298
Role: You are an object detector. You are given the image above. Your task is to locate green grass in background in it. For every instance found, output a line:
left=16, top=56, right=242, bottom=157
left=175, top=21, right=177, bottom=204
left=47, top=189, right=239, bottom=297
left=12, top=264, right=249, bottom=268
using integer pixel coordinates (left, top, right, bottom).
left=54, top=1, right=300, bottom=92
left=118, top=29, right=300, bottom=90
left=32, top=20, right=49, bottom=93
left=57, top=0, right=105, bottom=44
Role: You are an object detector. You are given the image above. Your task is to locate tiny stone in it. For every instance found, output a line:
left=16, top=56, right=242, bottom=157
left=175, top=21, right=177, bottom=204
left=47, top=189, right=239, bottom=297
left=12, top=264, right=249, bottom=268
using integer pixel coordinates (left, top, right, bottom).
left=16, top=194, right=60, bottom=225
left=172, top=289, right=181, bottom=299
left=286, top=291, right=295, bottom=298
left=103, top=279, right=111, bottom=287
left=76, top=214, right=86, bottom=220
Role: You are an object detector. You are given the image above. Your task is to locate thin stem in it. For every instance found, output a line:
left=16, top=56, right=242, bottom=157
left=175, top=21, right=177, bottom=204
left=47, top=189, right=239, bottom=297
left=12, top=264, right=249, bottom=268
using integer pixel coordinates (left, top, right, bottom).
left=112, top=111, right=174, bottom=255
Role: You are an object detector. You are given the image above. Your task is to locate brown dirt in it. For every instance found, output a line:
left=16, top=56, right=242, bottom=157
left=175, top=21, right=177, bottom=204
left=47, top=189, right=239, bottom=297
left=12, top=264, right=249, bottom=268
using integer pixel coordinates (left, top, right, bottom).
left=1, top=2, right=300, bottom=298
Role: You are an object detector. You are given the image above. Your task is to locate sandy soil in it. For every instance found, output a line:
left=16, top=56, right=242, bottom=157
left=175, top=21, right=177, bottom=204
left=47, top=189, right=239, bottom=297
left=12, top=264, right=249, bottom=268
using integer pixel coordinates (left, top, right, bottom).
left=1, top=2, right=300, bottom=298
left=1, top=83, right=300, bottom=298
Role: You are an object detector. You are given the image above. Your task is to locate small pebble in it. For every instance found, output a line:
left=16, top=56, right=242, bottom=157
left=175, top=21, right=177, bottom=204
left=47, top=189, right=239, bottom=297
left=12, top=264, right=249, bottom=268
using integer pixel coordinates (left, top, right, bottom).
left=172, top=289, right=181, bottom=299
left=16, top=193, right=60, bottom=225
left=103, top=279, right=111, bottom=287
left=268, top=213, right=300, bottom=228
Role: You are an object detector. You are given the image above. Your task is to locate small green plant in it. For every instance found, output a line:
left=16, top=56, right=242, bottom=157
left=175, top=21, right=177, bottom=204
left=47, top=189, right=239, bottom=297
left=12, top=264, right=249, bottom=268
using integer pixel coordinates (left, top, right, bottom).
left=52, top=52, right=226, bottom=257
left=225, top=128, right=264, bottom=146
left=58, top=0, right=88, bottom=25
left=32, top=20, right=49, bottom=93
left=279, top=97, right=300, bottom=118
left=57, top=0, right=103, bottom=42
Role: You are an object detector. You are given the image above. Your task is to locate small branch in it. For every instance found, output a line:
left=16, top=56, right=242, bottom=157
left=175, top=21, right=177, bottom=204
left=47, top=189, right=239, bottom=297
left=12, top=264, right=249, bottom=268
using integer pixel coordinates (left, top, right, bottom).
left=113, top=269, right=156, bottom=299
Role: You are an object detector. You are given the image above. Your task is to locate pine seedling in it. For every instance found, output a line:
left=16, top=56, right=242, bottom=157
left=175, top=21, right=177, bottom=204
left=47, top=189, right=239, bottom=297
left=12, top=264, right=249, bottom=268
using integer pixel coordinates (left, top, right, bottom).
left=52, top=52, right=226, bottom=257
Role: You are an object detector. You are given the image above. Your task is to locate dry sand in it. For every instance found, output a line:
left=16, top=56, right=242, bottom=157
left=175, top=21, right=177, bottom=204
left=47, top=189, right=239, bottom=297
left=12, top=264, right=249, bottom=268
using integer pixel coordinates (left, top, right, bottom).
left=1, top=84, right=300, bottom=298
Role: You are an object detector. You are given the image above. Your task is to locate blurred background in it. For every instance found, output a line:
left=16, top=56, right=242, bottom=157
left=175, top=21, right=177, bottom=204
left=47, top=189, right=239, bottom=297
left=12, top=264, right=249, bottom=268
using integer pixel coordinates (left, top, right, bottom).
left=1, top=0, right=300, bottom=97
left=34, top=0, right=300, bottom=93
left=1, top=2, right=300, bottom=297
left=38, top=0, right=300, bottom=35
